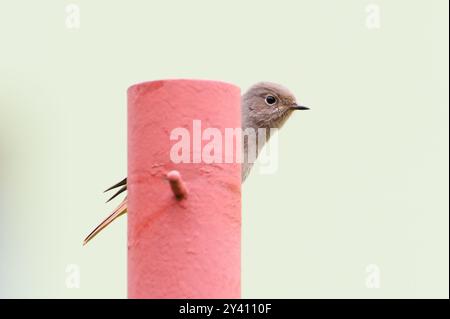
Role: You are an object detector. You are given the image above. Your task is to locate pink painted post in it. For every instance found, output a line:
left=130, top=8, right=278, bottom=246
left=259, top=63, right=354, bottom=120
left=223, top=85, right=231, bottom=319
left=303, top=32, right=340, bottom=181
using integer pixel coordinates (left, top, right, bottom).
left=127, top=79, right=241, bottom=298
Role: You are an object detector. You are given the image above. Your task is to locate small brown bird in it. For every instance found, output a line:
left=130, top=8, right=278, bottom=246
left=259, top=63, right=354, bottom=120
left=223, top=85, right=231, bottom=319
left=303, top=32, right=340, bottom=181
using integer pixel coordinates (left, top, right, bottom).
left=83, top=82, right=309, bottom=245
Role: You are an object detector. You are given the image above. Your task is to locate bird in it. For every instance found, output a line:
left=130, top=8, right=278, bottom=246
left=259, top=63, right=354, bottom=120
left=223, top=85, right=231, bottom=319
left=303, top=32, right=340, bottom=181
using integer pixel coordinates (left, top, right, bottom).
left=83, top=82, right=309, bottom=245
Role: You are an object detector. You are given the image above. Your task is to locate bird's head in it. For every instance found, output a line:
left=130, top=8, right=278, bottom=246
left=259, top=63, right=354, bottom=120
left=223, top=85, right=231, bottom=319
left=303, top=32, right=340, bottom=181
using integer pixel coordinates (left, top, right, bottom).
left=242, top=82, right=309, bottom=129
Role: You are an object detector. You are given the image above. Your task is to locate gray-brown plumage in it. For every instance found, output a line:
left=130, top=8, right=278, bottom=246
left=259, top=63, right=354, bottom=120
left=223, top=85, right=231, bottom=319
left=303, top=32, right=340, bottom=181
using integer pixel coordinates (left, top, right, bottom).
left=83, top=82, right=308, bottom=245
left=241, top=82, right=309, bottom=180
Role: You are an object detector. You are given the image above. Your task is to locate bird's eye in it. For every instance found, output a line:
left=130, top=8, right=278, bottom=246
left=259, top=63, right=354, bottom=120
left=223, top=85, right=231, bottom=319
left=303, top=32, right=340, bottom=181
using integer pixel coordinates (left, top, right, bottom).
left=265, top=95, right=277, bottom=105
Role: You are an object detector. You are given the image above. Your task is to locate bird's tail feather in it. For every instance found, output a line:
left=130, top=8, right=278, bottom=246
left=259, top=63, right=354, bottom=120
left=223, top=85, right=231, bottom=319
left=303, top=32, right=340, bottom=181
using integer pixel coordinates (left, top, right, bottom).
left=83, top=197, right=128, bottom=246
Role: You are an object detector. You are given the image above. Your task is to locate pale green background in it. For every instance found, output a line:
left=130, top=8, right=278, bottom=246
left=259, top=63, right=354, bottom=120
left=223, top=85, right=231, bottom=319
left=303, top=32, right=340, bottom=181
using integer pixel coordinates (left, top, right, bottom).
left=0, top=0, right=448, bottom=298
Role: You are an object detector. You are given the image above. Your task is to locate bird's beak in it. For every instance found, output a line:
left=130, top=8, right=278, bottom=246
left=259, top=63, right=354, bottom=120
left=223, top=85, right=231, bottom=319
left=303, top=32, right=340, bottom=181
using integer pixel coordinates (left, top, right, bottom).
left=290, top=104, right=310, bottom=111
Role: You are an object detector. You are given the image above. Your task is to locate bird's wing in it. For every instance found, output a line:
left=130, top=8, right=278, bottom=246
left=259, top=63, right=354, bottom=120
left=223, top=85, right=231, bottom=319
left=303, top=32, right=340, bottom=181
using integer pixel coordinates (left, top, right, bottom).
left=106, top=185, right=127, bottom=203
left=104, top=178, right=127, bottom=202
left=104, top=177, right=127, bottom=192
left=83, top=197, right=127, bottom=246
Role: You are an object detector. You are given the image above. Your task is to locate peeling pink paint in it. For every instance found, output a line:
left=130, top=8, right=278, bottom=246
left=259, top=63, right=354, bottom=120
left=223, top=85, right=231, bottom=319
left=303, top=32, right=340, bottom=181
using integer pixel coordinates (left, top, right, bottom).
left=127, top=79, right=241, bottom=298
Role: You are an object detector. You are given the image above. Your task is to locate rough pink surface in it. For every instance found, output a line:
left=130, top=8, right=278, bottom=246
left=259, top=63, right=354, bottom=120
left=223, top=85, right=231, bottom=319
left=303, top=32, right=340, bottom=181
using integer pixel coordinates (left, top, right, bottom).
left=127, top=79, right=241, bottom=299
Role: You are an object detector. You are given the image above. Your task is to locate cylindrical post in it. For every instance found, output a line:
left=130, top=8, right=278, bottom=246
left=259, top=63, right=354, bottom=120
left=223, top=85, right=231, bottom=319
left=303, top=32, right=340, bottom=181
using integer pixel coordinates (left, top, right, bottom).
left=128, top=79, right=241, bottom=298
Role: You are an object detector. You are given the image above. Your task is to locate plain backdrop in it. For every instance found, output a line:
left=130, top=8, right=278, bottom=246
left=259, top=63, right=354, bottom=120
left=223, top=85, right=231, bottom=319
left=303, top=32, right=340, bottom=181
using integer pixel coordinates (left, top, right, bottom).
left=0, top=0, right=448, bottom=298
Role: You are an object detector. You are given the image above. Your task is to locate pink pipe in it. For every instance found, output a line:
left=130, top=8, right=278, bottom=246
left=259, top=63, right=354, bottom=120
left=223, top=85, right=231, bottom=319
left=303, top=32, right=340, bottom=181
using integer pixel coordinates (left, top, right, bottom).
left=127, top=79, right=241, bottom=298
